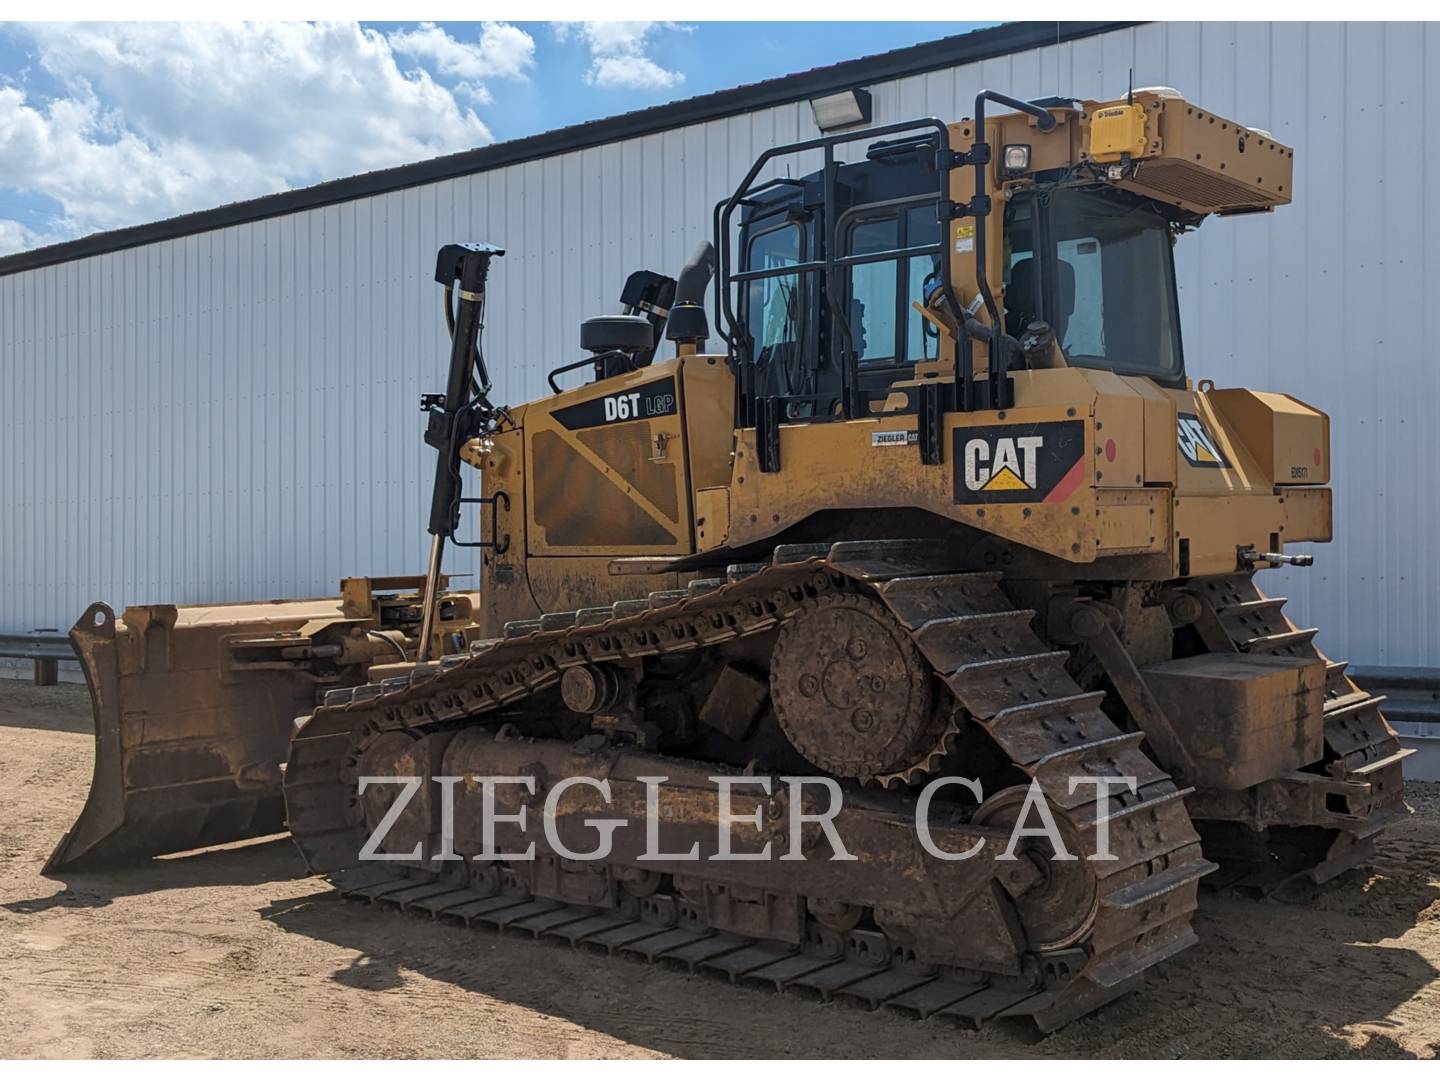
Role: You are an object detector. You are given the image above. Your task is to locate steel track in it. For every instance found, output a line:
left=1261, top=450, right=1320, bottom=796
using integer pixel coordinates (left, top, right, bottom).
left=284, top=539, right=1214, bottom=1031
left=1190, top=574, right=1411, bottom=888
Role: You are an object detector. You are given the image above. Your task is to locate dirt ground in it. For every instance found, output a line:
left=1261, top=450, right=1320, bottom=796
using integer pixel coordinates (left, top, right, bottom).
left=1, top=680, right=1438, bottom=1059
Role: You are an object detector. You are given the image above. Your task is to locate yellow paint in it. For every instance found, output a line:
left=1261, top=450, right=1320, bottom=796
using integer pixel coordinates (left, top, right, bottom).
left=983, top=466, right=1029, bottom=491
left=1087, top=103, right=1149, bottom=162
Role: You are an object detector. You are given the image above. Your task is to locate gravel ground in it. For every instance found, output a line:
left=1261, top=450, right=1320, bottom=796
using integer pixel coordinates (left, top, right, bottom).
left=1, top=679, right=1437, bottom=1059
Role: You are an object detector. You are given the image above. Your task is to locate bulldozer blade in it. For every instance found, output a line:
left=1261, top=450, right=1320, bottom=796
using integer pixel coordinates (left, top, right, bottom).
left=46, top=597, right=365, bottom=872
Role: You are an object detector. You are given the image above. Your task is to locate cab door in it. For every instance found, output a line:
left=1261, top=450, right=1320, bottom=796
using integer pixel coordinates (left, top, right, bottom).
left=524, top=359, right=692, bottom=556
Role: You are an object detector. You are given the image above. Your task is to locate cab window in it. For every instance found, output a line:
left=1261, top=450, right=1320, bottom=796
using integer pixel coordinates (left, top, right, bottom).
left=844, top=201, right=942, bottom=368
left=904, top=205, right=942, bottom=362
left=848, top=217, right=898, bottom=362
left=745, top=221, right=804, bottom=364
left=1003, top=187, right=1183, bottom=381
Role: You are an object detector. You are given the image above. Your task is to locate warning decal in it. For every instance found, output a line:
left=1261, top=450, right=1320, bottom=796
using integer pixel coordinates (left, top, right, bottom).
left=1176, top=412, right=1230, bottom=469
left=952, top=420, right=1086, bottom=505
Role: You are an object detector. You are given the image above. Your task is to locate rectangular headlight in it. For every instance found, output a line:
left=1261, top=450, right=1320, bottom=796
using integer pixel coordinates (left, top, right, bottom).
left=1002, top=144, right=1032, bottom=175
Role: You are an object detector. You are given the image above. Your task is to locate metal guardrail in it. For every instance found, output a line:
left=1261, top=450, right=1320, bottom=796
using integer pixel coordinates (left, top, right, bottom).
left=1349, top=666, right=1440, bottom=782
left=1, top=626, right=1437, bottom=778
left=0, top=630, right=74, bottom=685
left=1347, top=666, right=1440, bottom=722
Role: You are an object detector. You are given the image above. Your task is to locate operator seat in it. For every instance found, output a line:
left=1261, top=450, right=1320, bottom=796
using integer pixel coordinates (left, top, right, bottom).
left=1004, top=256, right=1077, bottom=348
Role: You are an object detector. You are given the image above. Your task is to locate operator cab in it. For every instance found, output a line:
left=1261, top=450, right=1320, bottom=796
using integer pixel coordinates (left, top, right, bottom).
left=732, top=143, right=1193, bottom=417
left=734, top=136, right=946, bottom=420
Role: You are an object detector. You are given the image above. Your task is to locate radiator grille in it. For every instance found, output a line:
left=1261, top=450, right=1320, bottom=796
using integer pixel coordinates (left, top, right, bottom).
left=1133, top=160, right=1271, bottom=211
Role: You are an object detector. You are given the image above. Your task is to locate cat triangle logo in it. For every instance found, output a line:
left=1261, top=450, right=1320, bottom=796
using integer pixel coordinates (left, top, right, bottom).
left=1177, top=412, right=1230, bottom=469
left=953, top=420, right=1085, bottom=505
left=982, top=466, right=1030, bottom=491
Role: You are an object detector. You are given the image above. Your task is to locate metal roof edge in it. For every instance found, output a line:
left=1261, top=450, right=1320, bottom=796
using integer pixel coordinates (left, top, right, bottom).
left=0, top=21, right=1137, bottom=278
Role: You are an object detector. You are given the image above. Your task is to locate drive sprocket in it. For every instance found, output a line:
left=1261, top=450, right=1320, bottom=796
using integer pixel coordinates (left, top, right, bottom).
left=769, top=592, right=940, bottom=780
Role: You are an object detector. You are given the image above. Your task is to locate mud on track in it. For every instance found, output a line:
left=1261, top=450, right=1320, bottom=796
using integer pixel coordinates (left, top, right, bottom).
left=1, top=680, right=1438, bottom=1058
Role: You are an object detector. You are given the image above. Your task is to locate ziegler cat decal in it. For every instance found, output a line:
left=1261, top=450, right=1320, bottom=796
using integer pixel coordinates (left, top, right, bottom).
left=952, top=420, right=1086, bottom=504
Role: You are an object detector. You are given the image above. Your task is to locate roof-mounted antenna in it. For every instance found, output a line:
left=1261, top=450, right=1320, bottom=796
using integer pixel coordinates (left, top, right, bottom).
left=1127, top=68, right=1134, bottom=106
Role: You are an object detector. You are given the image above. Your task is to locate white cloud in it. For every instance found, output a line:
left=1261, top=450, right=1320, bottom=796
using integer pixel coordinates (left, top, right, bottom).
left=389, top=21, right=535, bottom=92
left=0, top=217, right=62, bottom=257
left=557, top=22, right=688, bottom=90
left=0, top=21, right=534, bottom=251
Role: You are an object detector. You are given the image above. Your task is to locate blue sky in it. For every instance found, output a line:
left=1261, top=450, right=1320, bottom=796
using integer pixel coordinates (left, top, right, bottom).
left=0, top=21, right=993, bottom=255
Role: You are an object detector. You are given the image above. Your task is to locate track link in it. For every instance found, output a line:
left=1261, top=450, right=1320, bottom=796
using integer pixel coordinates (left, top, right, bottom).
left=284, top=539, right=1211, bottom=1032
left=1192, top=573, right=1411, bottom=887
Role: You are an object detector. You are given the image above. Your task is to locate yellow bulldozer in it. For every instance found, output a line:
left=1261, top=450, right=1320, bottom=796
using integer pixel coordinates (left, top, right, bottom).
left=49, top=88, right=1412, bottom=1031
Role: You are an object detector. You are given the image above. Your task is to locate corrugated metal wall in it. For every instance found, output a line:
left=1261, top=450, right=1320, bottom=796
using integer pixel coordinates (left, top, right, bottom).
left=2, top=21, right=1436, bottom=667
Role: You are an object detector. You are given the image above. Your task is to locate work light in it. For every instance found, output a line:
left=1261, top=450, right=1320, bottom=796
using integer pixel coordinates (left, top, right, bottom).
left=809, top=88, right=873, bottom=132
left=1001, top=143, right=1031, bottom=176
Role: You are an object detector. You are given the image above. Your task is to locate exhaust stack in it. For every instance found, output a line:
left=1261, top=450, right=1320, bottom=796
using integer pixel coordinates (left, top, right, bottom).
left=666, top=241, right=714, bottom=349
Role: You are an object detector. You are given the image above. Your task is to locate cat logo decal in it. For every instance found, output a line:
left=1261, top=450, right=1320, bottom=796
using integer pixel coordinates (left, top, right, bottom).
left=1177, top=412, right=1229, bottom=469
left=952, top=421, right=1086, bottom=504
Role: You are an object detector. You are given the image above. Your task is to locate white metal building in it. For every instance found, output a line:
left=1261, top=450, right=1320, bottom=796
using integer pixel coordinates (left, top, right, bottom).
left=3, top=20, right=1437, bottom=672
